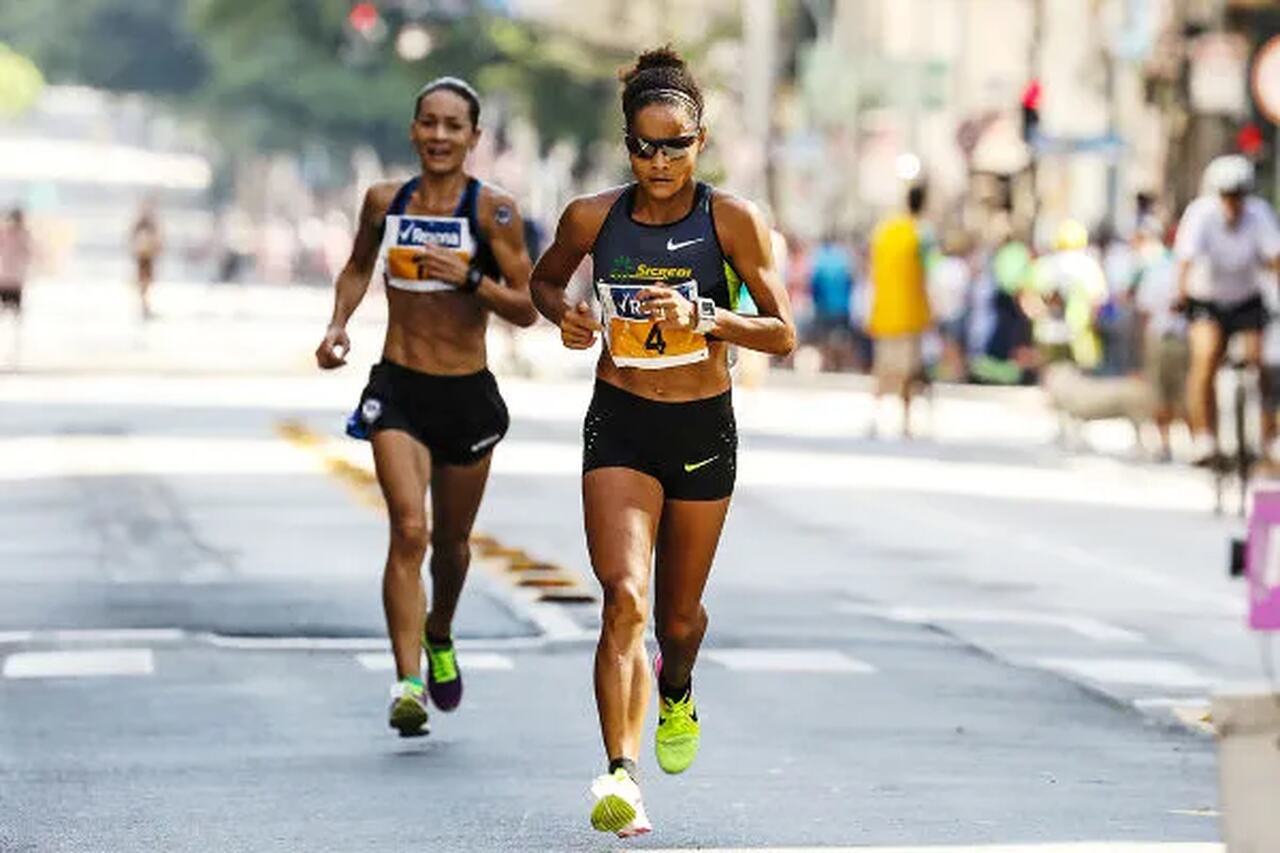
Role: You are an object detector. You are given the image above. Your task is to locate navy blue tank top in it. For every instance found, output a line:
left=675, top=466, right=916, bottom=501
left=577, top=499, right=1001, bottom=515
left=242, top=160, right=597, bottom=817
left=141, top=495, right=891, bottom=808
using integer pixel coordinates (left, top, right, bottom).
left=591, top=182, right=744, bottom=311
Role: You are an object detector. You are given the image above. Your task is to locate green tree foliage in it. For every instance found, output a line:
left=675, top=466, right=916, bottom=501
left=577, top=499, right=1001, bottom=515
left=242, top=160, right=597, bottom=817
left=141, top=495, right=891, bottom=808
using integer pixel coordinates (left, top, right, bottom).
left=0, top=0, right=630, bottom=174
left=0, top=43, right=44, bottom=117
left=0, top=0, right=206, bottom=94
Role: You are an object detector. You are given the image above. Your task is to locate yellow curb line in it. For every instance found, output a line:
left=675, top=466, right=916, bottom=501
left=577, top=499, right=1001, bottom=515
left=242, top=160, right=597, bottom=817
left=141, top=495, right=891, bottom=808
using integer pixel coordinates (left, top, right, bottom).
left=275, top=419, right=597, bottom=604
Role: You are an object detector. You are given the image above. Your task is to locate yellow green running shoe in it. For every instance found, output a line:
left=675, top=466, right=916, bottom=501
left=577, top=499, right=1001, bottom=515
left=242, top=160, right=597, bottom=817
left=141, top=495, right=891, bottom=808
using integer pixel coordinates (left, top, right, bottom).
left=388, top=679, right=429, bottom=737
left=589, top=768, right=651, bottom=837
left=422, top=633, right=462, bottom=712
left=654, top=653, right=700, bottom=774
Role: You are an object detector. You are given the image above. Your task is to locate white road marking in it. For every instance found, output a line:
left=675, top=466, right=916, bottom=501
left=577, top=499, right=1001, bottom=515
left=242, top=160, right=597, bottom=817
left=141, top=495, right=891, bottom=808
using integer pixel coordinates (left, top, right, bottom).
left=0, top=631, right=35, bottom=644
left=1035, top=658, right=1209, bottom=689
left=704, top=649, right=875, bottom=673
left=355, top=652, right=514, bottom=672
left=634, top=840, right=1223, bottom=845
left=1133, top=697, right=1210, bottom=711
left=841, top=605, right=1144, bottom=643
left=205, top=635, right=390, bottom=651
left=203, top=634, right=551, bottom=653
left=49, top=628, right=186, bottom=643
left=3, top=648, right=154, bottom=679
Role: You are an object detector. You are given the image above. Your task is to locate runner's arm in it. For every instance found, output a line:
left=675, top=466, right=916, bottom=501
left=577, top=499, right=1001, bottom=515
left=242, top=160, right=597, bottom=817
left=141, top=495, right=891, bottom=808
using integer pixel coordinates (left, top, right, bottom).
left=705, top=194, right=796, bottom=356
left=470, top=190, right=538, bottom=327
left=317, top=186, right=385, bottom=368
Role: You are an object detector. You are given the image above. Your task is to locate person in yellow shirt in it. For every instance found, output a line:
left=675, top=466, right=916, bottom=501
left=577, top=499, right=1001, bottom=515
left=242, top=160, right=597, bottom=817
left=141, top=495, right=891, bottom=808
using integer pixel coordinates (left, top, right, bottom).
left=867, top=185, right=932, bottom=436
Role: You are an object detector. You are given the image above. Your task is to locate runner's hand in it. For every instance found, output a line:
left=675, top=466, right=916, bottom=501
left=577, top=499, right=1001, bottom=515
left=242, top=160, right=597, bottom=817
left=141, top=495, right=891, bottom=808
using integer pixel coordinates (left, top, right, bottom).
left=638, top=286, right=696, bottom=331
left=414, top=246, right=469, bottom=286
left=560, top=301, right=601, bottom=350
left=316, top=325, right=350, bottom=369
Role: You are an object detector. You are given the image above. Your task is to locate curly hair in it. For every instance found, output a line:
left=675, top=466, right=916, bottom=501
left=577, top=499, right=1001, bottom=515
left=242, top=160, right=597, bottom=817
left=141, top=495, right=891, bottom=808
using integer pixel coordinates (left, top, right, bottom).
left=619, top=46, right=703, bottom=128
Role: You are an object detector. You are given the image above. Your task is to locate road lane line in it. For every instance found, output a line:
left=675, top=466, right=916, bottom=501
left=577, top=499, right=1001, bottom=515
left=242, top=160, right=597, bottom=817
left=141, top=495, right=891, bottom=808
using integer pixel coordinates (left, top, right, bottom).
left=1034, top=657, right=1209, bottom=689
left=0, top=631, right=35, bottom=644
left=634, top=840, right=1223, bottom=845
left=704, top=649, right=875, bottom=673
left=840, top=605, right=1145, bottom=643
left=3, top=648, right=154, bottom=679
left=48, top=628, right=186, bottom=643
left=355, top=652, right=514, bottom=672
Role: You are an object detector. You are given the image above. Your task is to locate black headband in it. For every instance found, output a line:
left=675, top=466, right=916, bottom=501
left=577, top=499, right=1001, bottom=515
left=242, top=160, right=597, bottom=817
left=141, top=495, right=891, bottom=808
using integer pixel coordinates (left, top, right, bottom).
left=415, top=77, right=481, bottom=124
left=630, top=87, right=701, bottom=123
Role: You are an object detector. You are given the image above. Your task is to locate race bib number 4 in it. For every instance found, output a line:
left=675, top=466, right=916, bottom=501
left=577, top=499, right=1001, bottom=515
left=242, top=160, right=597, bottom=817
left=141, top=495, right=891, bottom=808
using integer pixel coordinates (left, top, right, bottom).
left=598, top=281, right=709, bottom=370
left=382, top=215, right=473, bottom=292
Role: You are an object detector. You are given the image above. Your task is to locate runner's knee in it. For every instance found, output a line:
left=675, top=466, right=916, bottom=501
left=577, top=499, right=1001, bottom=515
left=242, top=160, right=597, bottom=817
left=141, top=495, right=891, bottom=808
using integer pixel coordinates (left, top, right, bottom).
left=601, top=580, right=647, bottom=640
left=388, top=513, right=429, bottom=561
left=429, top=533, right=470, bottom=567
left=655, top=605, right=706, bottom=650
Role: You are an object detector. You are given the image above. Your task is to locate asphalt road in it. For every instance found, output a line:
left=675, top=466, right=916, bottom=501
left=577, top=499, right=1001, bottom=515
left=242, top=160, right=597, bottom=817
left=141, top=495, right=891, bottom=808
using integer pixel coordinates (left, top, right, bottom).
left=0, top=366, right=1233, bottom=852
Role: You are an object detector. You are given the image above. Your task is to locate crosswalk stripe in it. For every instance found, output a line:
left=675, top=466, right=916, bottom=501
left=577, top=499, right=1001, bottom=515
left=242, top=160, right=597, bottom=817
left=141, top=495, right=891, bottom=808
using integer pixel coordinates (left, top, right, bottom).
left=1035, top=657, right=1208, bottom=689
left=48, top=628, right=185, bottom=643
left=634, top=840, right=1223, bottom=845
left=840, top=604, right=1144, bottom=644
left=355, top=652, right=515, bottom=672
left=3, top=648, right=154, bottom=679
left=704, top=649, right=875, bottom=673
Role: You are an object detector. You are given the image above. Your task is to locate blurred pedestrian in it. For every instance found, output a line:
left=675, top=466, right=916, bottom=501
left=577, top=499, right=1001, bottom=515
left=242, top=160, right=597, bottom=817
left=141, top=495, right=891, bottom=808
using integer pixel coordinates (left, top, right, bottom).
left=928, top=229, right=974, bottom=382
left=808, top=232, right=855, bottom=371
left=971, top=219, right=1035, bottom=384
left=129, top=200, right=162, bottom=320
left=1027, top=220, right=1108, bottom=369
left=1133, top=216, right=1186, bottom=461
left=867, top=184, right=933, bottom=437
left=0, top=207, right=33, bottom=365
left=315, top=76, right=537, bottom=738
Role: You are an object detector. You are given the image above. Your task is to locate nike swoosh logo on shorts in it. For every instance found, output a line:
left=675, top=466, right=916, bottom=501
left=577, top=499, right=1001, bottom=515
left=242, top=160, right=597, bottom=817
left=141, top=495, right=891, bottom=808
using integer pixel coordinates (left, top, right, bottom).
left=469, top=433, right=502, bottom=453
left=666, top=237, right=704, bottom=252
left=683, top=455, right=719, bottom=473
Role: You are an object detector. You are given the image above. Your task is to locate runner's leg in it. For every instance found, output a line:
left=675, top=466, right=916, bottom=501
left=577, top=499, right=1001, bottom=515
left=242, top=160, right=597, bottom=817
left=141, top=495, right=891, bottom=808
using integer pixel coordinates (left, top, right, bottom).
left=652, top=497, right=731, bottom=692
left=372, top=429, right=432, bottom=681
left=424, top=456, right=492, bottom=640
left=584, top=467, right=662, bottom=764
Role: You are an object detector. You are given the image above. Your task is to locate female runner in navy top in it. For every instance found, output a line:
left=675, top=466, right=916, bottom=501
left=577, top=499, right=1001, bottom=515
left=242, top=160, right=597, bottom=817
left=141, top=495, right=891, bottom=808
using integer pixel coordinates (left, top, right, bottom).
left=316, top=77, right=537, bottom=738
left=530, top=47, right=796, bottom=836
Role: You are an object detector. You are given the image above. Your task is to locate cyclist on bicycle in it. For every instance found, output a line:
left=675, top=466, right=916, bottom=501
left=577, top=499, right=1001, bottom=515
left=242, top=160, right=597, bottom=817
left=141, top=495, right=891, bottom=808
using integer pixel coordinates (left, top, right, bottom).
left=1174, top=155, right=1280, bottom=465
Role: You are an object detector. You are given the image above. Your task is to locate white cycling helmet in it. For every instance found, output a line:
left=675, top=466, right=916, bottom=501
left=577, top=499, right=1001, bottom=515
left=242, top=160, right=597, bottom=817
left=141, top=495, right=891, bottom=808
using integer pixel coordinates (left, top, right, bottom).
left=1203, top=154, right=1254, bottom=195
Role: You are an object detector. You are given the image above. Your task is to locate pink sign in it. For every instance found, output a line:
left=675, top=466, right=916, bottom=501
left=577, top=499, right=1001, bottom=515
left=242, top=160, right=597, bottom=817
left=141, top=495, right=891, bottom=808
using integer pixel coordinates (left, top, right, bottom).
left=1246, top=488, right=1280, bottom=630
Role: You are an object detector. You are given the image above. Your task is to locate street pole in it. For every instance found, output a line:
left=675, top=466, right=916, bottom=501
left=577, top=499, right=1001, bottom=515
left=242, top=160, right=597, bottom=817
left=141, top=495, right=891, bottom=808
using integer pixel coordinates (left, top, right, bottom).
left=742, top=0, right=778, bottom=211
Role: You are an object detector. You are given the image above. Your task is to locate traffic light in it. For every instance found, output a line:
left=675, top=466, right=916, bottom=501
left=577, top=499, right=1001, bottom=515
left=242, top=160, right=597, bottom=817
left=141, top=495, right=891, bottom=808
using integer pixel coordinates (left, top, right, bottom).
left=1021, top=79, right=1041, bottom=144
left=347, top=2, right=385, bottom=42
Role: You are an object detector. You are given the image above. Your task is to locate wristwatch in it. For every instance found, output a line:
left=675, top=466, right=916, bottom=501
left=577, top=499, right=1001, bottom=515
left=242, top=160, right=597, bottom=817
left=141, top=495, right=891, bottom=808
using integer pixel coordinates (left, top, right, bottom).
left=462, top=265, right=484, bottom=293
left=694, top=297, right=717, bottom=334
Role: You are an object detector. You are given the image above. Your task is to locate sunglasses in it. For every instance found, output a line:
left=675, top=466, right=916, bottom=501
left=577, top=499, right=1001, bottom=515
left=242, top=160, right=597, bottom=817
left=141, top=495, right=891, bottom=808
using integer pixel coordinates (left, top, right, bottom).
left=624, top=133, right=699, bottom=160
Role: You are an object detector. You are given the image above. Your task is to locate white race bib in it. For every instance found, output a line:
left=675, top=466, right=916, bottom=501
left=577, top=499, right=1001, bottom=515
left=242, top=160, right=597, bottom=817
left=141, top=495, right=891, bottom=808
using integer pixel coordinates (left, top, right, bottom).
left=597, top=281, right=709, bottom=370
left=381, top=214, right=474, bottom=293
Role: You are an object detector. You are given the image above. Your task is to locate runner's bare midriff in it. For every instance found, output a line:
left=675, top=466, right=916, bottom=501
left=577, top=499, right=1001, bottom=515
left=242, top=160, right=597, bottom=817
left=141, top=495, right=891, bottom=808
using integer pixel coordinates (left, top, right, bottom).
left=596, top=340, right=731, bottom=402
left=383, top=288, right=488, bottom=374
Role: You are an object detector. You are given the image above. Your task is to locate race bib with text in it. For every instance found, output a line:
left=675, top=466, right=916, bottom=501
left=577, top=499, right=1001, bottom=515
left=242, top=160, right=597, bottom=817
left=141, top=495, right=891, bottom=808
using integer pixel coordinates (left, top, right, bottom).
left=597, top=281, right=709, bottom=370
left=381, top=214, right=474, bottom=293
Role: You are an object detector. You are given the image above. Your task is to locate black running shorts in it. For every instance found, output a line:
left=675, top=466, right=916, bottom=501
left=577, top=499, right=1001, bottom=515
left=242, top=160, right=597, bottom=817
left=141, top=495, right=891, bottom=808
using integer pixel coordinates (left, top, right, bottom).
left=583, top=379, right=736, bottom=501
left=1185, top=294, right=1267, bottom=336
left=348, top=360, right=509, bottom=466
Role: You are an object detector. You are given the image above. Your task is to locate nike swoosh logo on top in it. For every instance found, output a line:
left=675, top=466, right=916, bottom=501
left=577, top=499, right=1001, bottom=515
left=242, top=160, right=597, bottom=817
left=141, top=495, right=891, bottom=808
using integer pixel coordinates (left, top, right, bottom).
left=666, top=237, right=704, bottom=252
left=469, top=433, right=502, bottom=453
left=683, top=456, right=719, bottom=473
